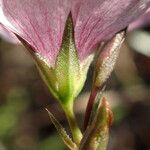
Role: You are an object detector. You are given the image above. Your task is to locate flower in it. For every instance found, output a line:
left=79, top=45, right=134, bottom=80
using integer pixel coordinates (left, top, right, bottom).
left=1, top=0, right=150, bottom=66
left=1, top=1, right=150, bottom=145
left=0, top=0, right=150, bottom=105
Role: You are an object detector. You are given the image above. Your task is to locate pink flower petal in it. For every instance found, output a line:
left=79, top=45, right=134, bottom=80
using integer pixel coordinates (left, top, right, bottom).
left=1, top=0, right=71, bottom=66
left=73, top=0, right=150, bottom=60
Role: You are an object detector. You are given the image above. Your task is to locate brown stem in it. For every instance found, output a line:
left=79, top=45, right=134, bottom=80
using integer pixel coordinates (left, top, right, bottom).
left=83, top=86, right=99, bottom=131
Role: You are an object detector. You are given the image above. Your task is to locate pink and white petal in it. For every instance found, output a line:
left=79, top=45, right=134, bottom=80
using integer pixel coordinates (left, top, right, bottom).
left=73, top=0, right=150, bottom=61
left=0, top=0, right=71, bottom=66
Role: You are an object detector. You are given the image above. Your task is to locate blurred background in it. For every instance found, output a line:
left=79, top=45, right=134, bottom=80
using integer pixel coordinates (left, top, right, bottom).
left=0, top=22, right=150, bottom=150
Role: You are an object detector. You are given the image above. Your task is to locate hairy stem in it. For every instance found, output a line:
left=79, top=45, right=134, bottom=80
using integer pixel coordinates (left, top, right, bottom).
left=63, top=103, right=82, bottom=145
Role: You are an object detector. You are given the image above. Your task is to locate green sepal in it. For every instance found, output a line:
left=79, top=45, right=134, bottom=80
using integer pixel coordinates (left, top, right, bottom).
left=53, top=15, right=80, bottom=104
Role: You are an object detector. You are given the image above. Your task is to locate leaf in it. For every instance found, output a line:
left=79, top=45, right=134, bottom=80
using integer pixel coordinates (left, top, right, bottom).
left=45, top=108, right=78, bottom=150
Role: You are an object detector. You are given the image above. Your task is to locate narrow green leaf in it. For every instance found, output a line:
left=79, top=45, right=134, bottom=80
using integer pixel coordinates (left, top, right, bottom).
left=45, top=108, right=78, bottom=150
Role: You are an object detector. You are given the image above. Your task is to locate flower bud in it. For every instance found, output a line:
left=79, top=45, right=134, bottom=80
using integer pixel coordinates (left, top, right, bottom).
left=94, top=31, right=125, bottom=88
left=20, top=15, right=93, bottom=107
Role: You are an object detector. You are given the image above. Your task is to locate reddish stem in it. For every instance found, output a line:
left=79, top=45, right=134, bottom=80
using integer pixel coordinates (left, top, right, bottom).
left=83, top=86, right=99, bottom=131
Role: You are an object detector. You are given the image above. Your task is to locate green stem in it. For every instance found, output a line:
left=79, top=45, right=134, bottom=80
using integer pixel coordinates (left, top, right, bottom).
left=62, top=103, right=82, bottom=145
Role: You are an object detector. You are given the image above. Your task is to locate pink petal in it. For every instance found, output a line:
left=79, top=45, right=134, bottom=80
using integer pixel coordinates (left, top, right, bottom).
left=0, top=0, right=71, bottom=66
left=73, top=0, right=150, bottom=61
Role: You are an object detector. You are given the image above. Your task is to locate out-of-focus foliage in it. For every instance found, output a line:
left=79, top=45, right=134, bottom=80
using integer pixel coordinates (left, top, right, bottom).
left=0, top=88, right=29, bottom=138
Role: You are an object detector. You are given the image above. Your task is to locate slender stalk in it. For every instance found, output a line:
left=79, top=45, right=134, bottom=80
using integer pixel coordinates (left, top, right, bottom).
left=62, top=103, right=82, bottom=145
left=83, top=86, right=99, bottom=131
